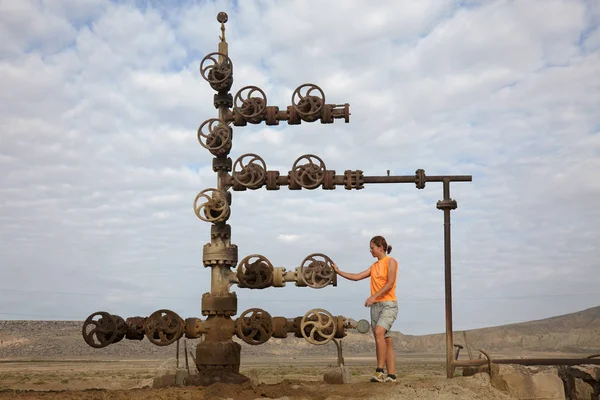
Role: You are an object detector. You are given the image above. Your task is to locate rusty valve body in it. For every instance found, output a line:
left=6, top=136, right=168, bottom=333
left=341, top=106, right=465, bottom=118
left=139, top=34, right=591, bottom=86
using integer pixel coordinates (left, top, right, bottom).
left=82, top=307, right=365, bottom=348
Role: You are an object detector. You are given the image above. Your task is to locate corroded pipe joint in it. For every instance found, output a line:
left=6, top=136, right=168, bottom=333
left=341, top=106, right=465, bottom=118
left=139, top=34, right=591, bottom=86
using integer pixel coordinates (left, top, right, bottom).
left=321, top=104, right=351, bottom=124
left=231, top=179, right=247, bottom=191
left=125, top=317, right=146, bottom=341
left=344, top=170, right=364, bottom=190
left=331, top=103, right=350, bottom=123
left=292, top=316, right=303, bottom=338
left=272, top=267, right=286, bottom=287
left=284, top=270, right=297, bottom=282
left=266, top=171, right=280, bottom=190
left=213, top=92, right=233, bottom=109
left=320, top=104, right=334, bottom=124
left=323, top=170, right=336, bottom=190
left=294, top=266, right=307, bottom=287
left=203, top=243, right=238, bottom=267
left=201, top=292, right=238, bottom=316
left=271, top=268, right=298, bottom=286
left=334, top=316, right=346, bottom=339
left=211, top=223, right=231, bottom=240
left=272, top=316, right=288, bottom=338
left=286, top=106, right=301, bottom=125
left=265, top=106, right=280, bottom=126
left=232, top=111, right=247, bottom=126
left=436, top=199, right=458, bottom=211
left=185, top=318, right=207, bottom=338
left=212, top=157, right=232, bottom=172
left=415, top=169, right=426, bottom=189
left=204, top=315, right=236, bottom=342
left=287, top=170, right=302, bottom=190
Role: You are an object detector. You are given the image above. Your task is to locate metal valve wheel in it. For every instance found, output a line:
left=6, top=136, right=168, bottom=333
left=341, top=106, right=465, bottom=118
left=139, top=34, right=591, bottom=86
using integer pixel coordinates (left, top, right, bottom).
left=144, top=309, right=184, bottom=347
left=292, top=83, right=325, bottom=120
left=291, top=154, right=326, bottom=189
left=235, top=308, right=273, bottom=345
left=194, top=188, right=230, bottom=223
left=300, top=308, right=336, bottom=345
left=236, top=254, right=274, bottom=289
left=82, top=311, right=119, bottom=349
left=197, top=118, right=232, bottom=155
left=299, top=253, right=336, bottom=289
left=200, top=52, right=233, bottom=85
left=234, top=86, right=267, bottom=121
left=232, top=153, right=267, bottom=190
left=356, top=319, right=371, bottom=334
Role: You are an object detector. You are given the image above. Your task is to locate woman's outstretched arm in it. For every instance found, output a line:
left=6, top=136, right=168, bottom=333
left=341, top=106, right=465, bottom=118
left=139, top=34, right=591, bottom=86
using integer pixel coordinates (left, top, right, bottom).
left=332, top=263, right=371, bottom=281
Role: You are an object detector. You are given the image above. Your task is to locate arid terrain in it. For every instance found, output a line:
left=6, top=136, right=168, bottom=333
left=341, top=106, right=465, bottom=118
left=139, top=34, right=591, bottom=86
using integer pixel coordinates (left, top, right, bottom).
left=0, top=306, right=598, bottom=399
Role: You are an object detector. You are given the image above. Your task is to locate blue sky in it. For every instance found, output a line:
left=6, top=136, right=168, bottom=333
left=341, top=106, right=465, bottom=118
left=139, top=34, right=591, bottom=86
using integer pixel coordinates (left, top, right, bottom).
left=1, top=0, right=599, bottom=336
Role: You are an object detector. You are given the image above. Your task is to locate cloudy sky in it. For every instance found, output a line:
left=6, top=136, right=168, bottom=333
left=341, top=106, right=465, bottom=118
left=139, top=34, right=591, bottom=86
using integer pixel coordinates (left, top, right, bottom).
left=1, top=0, right=599, bottom=337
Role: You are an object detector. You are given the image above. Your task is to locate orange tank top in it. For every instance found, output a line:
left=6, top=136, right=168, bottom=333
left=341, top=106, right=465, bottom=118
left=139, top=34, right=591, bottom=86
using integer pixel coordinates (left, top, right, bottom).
left=370, top=256, right=397, bottom=302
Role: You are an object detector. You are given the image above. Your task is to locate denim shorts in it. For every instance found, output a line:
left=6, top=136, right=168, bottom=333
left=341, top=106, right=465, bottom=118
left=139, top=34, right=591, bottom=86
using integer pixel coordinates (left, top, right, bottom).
left=370, top=300, right=398, bottom=338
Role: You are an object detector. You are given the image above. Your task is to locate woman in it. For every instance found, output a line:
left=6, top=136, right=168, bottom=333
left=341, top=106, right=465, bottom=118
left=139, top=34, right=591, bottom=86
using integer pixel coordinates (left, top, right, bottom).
left=332, top=235, right=398, bottom=383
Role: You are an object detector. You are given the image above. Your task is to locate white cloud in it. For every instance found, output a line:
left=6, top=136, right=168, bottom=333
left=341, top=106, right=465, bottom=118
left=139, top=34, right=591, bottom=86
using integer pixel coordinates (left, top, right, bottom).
left=277, top=234, right=302, bottom=243
left=0, top=0, right=599, bottom=337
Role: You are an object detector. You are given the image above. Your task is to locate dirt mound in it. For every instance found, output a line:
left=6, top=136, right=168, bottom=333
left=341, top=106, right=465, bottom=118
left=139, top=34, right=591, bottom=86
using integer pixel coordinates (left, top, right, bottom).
left=0, top=375, right=516, bottom=400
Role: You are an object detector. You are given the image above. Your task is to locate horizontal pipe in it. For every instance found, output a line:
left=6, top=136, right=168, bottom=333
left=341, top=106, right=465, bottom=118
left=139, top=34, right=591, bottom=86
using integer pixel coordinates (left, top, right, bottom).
left=455, top=358, right=600, bottom=367
left=276, top=174, right=473, bottom=186
left=227, top=173, right=474, bottom=190
left=364, top=175, right=472, bottom=183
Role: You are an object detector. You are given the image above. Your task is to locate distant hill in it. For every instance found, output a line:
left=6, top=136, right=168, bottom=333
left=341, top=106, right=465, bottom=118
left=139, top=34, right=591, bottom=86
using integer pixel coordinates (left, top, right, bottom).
left=392, top=306, right=600, bottom=354
left=0, top=306, right=598, bottom=360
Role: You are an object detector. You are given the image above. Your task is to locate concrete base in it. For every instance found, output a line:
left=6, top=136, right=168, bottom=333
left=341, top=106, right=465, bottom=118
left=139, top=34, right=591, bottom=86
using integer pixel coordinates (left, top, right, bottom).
left=152, top=358, right=194, bottom=388
left=323, top=366, right=351, bottom=384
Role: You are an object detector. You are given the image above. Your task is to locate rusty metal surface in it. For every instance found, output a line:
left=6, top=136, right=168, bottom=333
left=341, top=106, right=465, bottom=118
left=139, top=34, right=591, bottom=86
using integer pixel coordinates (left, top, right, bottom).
left=197, top=118, right=232, bottom=156
left=334, top=316, right=346, bottom=339
left=194, top=188, right=230, bottom=223
left=200, top=52, right=233, bottom=92
left=235, top=308, right=273, bottom=345
left=234, top=86, right=267, bottom=123
left=292, top=84, right=325, bottom=122
left=196, top=340, right=241, bottom=367
left=202, top=242, right=238, bottom=266
left=125, top=317, right=146, bottom=340
left=291, top=154, right=326, bottom=189
left=201, top=292, right=237, bottom=316
left=236, top=254, right=274, bottom=289
left=144, top=309, right=185, bottom=347
left=82, top=312, right=119, bottom=348
left=232, top=153, right=267, bottom=190
left=185, top=318, right=204, bottom=339
left=298, top=253, right=336, bottom=289
left=272, top=316, right=288, bottom=338
left=300, top=309, right=337, bottom=345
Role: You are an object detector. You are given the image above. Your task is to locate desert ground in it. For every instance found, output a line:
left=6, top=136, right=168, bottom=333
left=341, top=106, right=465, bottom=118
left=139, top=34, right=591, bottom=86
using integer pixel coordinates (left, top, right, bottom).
left=0, top=354, right=521, bottom=400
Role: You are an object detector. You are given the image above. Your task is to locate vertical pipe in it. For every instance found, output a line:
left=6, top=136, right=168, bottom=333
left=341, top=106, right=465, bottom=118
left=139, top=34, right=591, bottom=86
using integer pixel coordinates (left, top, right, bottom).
left=184, top=340, right=190, bottom=372
left=176, top=338, right=180, bottom=368
left=443, top=179, right=454, bottom=378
